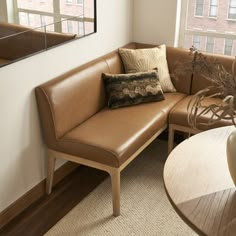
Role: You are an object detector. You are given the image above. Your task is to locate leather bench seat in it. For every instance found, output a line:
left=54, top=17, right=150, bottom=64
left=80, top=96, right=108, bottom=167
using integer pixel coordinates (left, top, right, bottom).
left=36, top=42, right=235, bottom=216
left=154, top=92, right=186, bottom=114
left=55, top=92, right=186, bottom=168
left=169, top=95, right=233, bottom=130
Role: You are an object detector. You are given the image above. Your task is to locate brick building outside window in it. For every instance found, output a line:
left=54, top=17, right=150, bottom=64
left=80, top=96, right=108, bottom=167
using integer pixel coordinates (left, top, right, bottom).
left=180, top=0, right=236, bottom=56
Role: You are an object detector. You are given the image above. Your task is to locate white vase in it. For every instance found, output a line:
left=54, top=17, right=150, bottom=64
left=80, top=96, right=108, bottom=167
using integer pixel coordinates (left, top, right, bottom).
left=227, top=129, right=236, bottom=186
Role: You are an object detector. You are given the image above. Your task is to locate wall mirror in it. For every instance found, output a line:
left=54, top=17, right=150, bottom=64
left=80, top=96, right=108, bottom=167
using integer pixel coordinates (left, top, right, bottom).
left=0, top=0, right=97, bottom=67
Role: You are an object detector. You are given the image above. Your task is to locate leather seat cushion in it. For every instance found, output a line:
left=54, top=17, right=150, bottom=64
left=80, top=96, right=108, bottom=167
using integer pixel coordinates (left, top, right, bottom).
left=53, top=92, right=186, bottom=168
left=55, top=103, right=166, bottom=168
left=153, top=92, right=186, bottom=114
left=169, top=95, right=234, bottom=130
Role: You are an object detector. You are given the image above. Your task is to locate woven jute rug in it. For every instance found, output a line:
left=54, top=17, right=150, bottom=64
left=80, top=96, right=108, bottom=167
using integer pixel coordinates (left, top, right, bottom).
left=45, top=139, right=197, bottom=236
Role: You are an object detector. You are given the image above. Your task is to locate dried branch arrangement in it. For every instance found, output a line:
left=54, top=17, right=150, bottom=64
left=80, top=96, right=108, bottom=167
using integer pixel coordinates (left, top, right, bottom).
left=174, top=46, right=236, bottom=129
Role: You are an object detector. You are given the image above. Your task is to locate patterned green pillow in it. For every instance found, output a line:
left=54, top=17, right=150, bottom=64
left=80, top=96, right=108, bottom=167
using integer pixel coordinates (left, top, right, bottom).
left=102, top=71, right=165, bottom=109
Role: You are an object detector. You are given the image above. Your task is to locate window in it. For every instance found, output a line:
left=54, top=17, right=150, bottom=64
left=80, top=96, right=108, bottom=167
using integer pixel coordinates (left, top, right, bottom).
left=178, top=0, right=236, bottom=56
left=193, top=35, right=201, bottom=49
left=206, top=37, right=214, bottom=52
left=28, top=13, right=34, bottom=27
left=66, top=0, right=73, bottom=4
left=40, top=15, right=46, bottom=26
left=77, top=0, right=83, bottom=4
left=16, top=0, right=53, bottom=12
left=209, top=0, right=218, bottom=17
left=19, top=12, right=29, bottom=26
left=67, top=20, right=73, bottom=33
left=224, top=39, right=233, bottom=55
left=195, top=0, right=204, bottom=16
left=229, top=0, right=236, bottom=19
left=78, top=20, right=84, bottom=35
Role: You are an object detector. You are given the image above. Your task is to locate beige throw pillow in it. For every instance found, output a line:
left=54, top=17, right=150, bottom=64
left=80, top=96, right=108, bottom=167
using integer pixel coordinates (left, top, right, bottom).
left=119, top=45, right=176, bottom=92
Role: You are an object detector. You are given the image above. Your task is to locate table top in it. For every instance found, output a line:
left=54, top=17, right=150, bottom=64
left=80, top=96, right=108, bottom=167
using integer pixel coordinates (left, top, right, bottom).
left=163, top=126, right=236, bottom=236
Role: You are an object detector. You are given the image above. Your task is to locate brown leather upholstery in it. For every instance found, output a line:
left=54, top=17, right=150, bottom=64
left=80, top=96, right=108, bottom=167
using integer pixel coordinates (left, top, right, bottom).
left=36, top=42, right=235, bottom=167
left=35, top=42, right=236, bottom=216
left=0, top=58, right=10, bottom=65
left=0, top=22, right=76, bottom=60
left=35, top=58, right=109, bottom=147
left=169, top=95, right=233, bottom=130
left=35, top=42, right=189, bottom=168
left=52, top=92, right=186, bottom=167
left=102, top=51, right=125, bottom=74
left=152, top=92, right=186, bottom=114
left=55, top=104, right=167, bottom=167
left=166, top=47, right=193, bottom=95
left=191, top=52, right=235, bottom=94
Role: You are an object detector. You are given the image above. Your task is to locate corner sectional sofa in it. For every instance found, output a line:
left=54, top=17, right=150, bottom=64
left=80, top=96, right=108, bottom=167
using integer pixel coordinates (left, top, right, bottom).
left=35, top=42, right=233, bottom=216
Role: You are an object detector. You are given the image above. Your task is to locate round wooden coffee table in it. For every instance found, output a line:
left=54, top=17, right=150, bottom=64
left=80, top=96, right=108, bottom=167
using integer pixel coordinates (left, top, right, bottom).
left=164, top=126, right=236, bottom=236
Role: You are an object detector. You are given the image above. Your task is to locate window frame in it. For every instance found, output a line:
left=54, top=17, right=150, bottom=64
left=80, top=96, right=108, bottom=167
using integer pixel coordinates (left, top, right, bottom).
left=13, top=0, right=96, bottom=34
left=195, top=0, right=204, bottom=17
left=66, top=0, right=73, bottom=5
left=193, top=35, right=201, bottom=49
left=206, top=36, right=214, bottom=52
left=76, top=0, right=83, bottom=5
left=178, top=0, right=236, bottom=55
left=67, top=19, right=73, bottom=33
left=224, top=38, right=233, bottom=55
left=228, top=0, right=236, bottom=20
left=209, top=0, right=218, bottom=18
left=78, top=17, right=84, bottom=35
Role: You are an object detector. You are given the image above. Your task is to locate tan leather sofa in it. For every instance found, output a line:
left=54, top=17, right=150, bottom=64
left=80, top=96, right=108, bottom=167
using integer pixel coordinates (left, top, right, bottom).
left=0, top=22, right=76, bottom=64
left=168, top=51, right=233, bottom=152
left=35, top=42, right=233, bottom=216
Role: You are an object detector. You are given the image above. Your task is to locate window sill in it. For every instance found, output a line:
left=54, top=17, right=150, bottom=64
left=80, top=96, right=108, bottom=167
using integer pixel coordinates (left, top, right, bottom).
left=208, top=16, right=217, bottom=19
left=227, top=18, right=236, bottom=21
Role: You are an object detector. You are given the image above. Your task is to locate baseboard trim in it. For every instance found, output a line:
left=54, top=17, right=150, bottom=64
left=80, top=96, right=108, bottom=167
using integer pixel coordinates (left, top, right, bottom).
left=0, top=161, right=79, bottom=229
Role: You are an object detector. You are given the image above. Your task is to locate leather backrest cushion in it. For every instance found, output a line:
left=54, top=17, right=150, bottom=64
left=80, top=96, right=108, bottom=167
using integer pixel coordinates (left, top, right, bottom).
left=103, top=51, right=125, bottom=74
left=102, top=42, right=137, bottom=74
left=36, top=58, right=109, bottom=141
left=191, top=53, right=235, bottom=94
left=135, top=42, right=156, bottom=49
left=166, top=46, right=192, bottom=95
left=121, top=42, right=137, bottom=49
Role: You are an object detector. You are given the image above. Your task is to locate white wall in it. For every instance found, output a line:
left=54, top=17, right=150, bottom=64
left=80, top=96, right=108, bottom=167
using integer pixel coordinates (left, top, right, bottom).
left=133, top=0, right=180, bottom=46
left=0, top=0, right=133, bottom=212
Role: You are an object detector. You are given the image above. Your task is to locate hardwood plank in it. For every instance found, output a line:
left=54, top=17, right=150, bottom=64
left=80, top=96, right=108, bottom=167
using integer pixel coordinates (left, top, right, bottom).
left=0, top=166, right=108, bottom=236
left=0, top=162, right=79, bottom=229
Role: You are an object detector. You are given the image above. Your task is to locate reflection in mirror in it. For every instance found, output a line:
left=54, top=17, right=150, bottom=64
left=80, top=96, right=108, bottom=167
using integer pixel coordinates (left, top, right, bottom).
left=0, top=0, right=97, bottom=67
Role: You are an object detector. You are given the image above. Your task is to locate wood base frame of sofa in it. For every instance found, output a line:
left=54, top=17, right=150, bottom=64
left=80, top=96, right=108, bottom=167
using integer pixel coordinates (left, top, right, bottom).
left=168, top=124, right=202, bottom=154
left=47, top=125, right=167, bottom=217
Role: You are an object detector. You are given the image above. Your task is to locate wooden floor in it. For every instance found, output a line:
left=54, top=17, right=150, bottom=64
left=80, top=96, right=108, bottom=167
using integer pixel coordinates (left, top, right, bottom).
left=0, top=166, right=108, bottom=236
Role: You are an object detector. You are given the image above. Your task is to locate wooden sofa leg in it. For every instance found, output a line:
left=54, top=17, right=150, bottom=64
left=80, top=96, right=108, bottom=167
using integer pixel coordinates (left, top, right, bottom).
left=168, top=125, right=175, bottom=154
left=46, top=151, right=56, bottom=194
left=110, top=169, right=120, bottom=217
